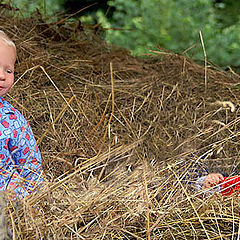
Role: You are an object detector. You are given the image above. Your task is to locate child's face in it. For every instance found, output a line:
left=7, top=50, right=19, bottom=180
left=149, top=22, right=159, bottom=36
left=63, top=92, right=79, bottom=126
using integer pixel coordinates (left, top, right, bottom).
left=0, top=40, right=15, bottom=97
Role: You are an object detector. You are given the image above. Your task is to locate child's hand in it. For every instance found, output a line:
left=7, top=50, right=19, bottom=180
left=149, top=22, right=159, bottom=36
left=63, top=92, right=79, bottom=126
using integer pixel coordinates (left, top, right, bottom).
left=203, top=173, right=224, bottom=189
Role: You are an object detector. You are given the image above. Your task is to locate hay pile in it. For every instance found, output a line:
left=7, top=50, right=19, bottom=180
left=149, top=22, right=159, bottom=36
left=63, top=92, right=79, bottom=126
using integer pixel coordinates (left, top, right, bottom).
left=1, top=7, right=240, bottom=240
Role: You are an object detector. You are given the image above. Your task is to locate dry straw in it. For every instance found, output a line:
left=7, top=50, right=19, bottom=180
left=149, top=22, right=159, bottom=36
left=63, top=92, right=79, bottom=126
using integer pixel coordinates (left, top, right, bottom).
left=0, top=6, right=240, bottom=240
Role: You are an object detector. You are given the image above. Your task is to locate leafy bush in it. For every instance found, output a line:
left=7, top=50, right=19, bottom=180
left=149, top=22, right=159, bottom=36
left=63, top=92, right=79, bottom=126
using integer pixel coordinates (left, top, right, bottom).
left=97, top=0, right=240, bottom=66
left=3, top=0, right=63, bottom=18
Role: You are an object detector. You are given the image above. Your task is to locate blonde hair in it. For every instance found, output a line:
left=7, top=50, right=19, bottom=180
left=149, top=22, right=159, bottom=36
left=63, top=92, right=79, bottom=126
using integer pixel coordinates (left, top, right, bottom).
left=0, top=30, right=16, bottom=52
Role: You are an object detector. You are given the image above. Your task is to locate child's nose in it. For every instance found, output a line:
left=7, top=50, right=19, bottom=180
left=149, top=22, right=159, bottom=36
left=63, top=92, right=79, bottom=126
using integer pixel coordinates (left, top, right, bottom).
left=0, top=69, right=5, bottom=81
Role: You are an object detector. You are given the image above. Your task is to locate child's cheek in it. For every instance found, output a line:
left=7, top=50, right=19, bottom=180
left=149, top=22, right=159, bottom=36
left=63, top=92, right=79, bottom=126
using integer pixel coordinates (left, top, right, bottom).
left=10, top=74, right=14, bottom=86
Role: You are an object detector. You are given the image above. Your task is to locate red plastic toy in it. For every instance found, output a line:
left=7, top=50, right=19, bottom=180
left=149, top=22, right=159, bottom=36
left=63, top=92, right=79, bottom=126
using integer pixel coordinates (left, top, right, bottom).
left=220, top=176, right=240, bottom=196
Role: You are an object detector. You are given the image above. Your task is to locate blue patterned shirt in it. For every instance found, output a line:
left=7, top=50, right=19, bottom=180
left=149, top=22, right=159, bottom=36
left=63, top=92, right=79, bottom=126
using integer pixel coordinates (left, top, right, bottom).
left=0, top=97, right=42, bottom=197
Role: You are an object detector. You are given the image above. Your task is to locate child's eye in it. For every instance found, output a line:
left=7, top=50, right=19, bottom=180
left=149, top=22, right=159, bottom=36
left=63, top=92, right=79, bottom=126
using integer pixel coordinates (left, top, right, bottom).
left=6, top=69, right=12, bottom=74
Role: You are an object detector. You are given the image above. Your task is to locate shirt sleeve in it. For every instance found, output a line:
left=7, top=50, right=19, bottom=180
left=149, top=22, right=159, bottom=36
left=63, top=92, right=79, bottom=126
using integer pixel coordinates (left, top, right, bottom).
left=195, top=176, right=207, bottom=191
left=8, top=117, right=43, bottom=197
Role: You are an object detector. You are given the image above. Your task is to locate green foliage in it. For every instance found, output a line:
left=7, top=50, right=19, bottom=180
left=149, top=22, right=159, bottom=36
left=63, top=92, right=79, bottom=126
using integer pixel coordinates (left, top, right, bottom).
left=215, top=0, right=240, bottom=27
left=3, top=0, right=63, bottom=18
left=98, top=0, right=240, bottom=66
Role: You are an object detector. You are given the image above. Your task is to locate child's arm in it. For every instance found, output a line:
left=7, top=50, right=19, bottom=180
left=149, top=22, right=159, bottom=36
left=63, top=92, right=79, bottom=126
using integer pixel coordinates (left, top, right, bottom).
left=8, top=119, right=43, bottom=196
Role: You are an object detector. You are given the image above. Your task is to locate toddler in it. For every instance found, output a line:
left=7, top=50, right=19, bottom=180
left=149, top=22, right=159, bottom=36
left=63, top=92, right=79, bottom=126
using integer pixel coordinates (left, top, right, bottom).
left=0, top=30, right=42, bottom=198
